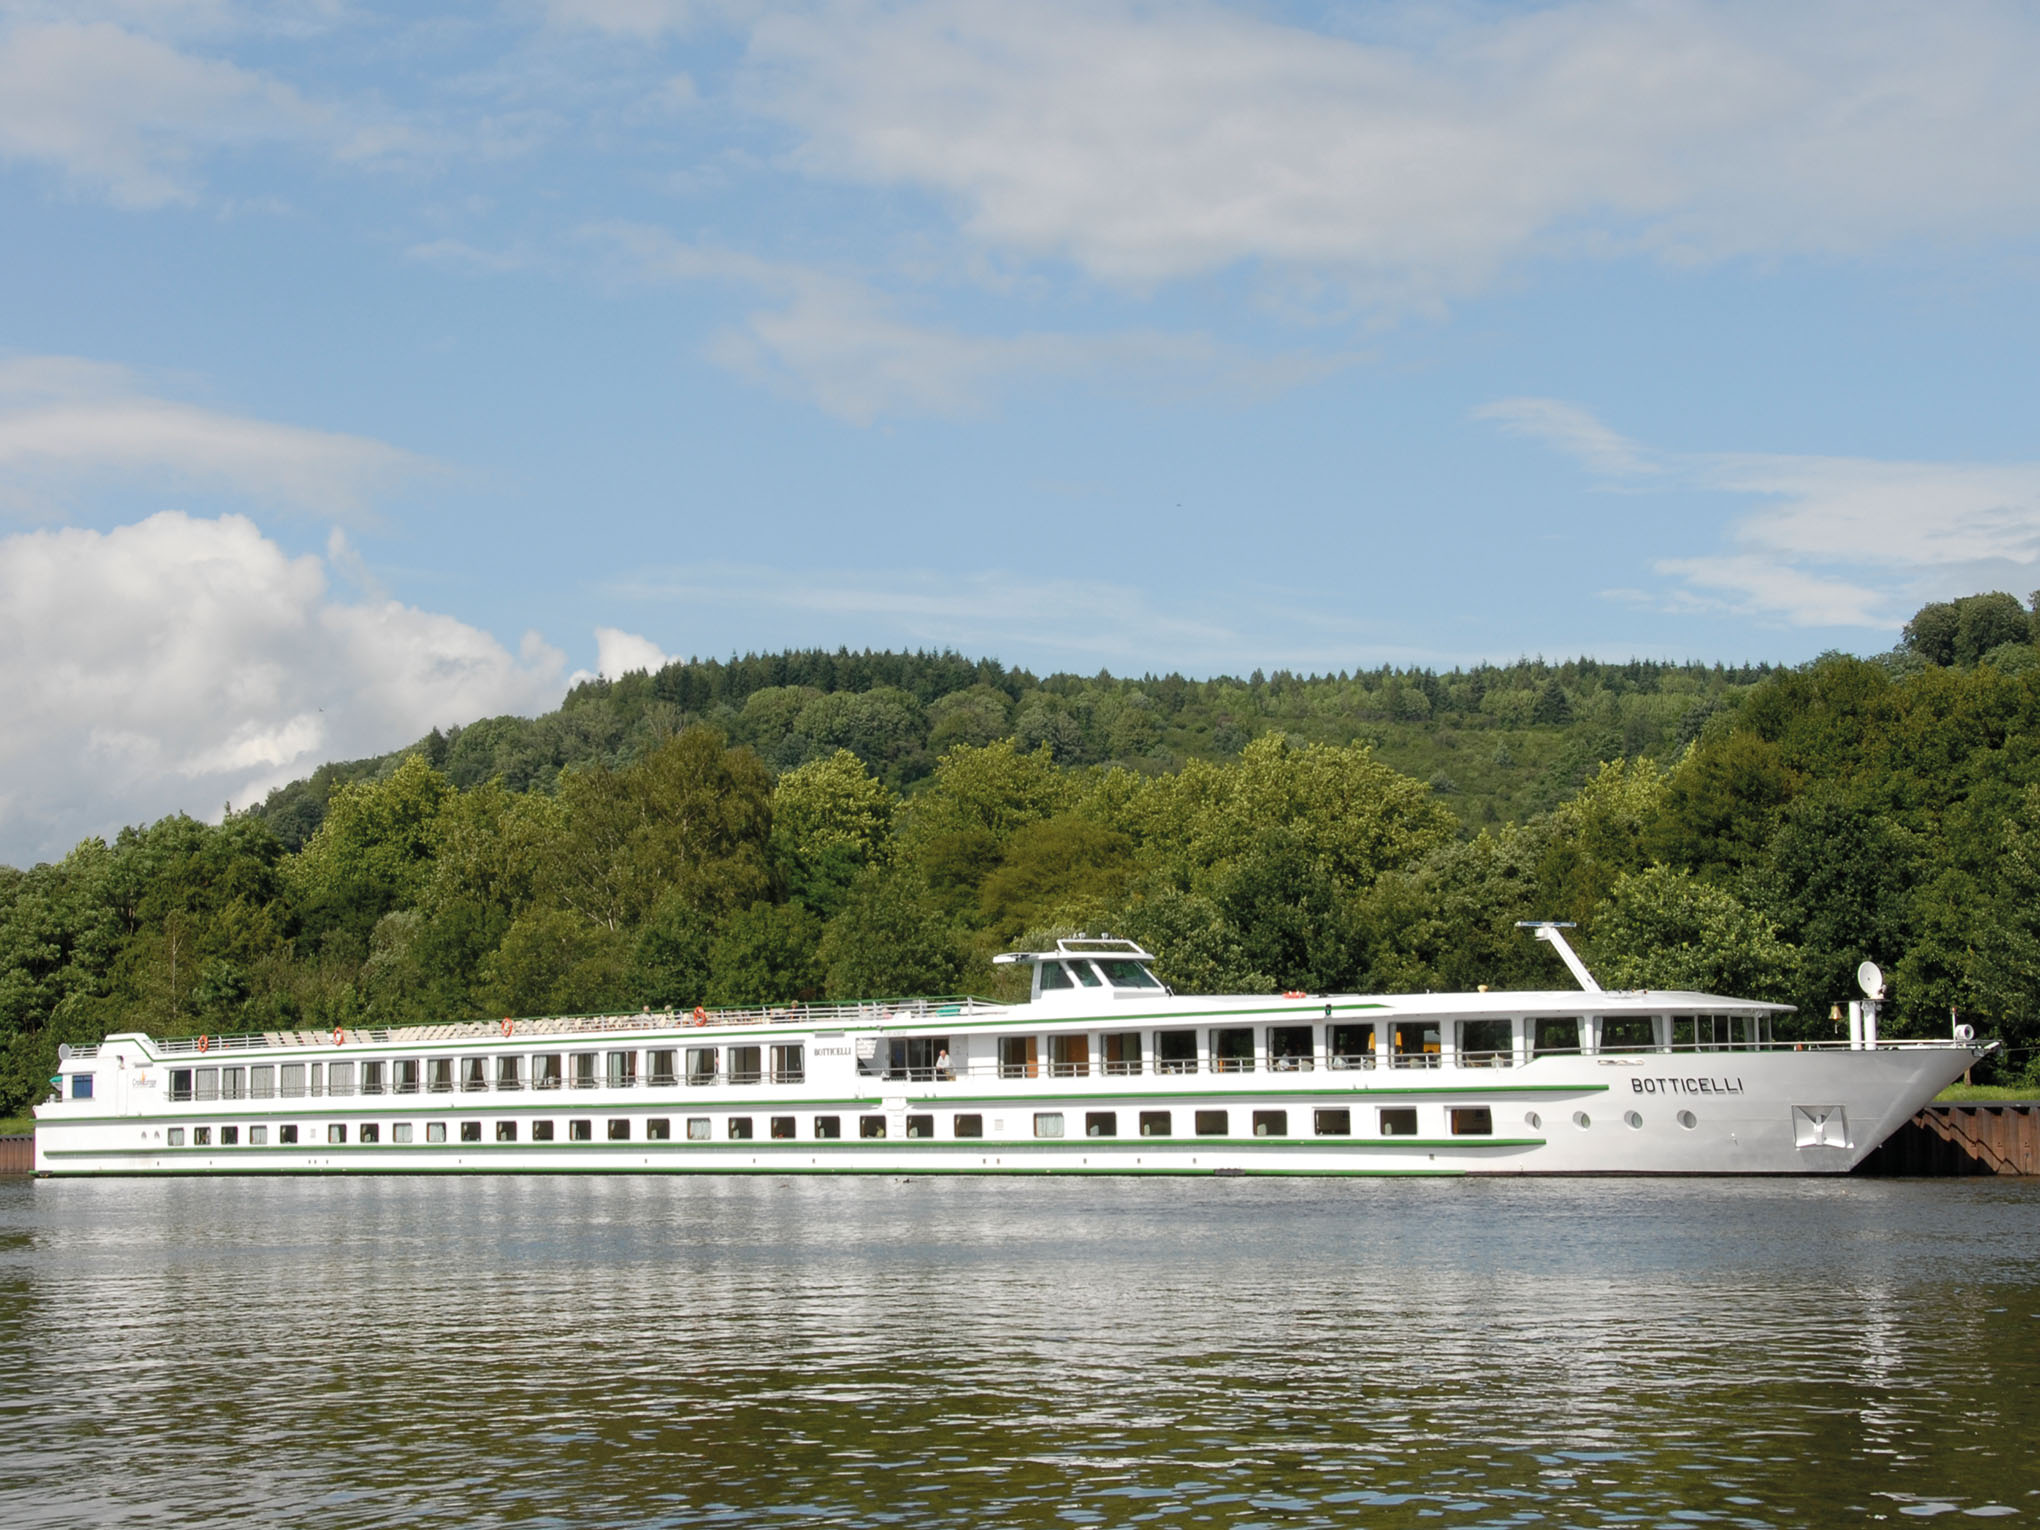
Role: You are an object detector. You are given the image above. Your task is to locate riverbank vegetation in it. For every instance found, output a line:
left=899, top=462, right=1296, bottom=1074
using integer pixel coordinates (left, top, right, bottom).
left=6, top=593, right=2040, bottom=1115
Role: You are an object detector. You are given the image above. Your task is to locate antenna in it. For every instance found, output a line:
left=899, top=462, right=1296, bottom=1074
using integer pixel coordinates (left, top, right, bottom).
left=1856, top=960, right=1885, bottom=999
left=1516, top=920, right=1603, bottom=993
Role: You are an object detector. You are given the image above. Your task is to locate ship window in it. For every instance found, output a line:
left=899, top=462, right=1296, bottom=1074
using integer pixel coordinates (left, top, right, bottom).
left=1049, top=1034, right=1089, bottom=1078
left=220, top=1125, right=239, bottom=1145
left=167, top=1128, right=185, bottom=1146
left=1599, top=1016, right=1657, bottom=1053
left=360, top=1061, right=384, bottom=1096
left=1252, top=1109, right=1287, bottom=1138
left=392, top=1123, right=413, bottom=1143
left=170, top=1068, right=193, bottom=1101
left=1328, top=1023, right=1375, bottom=1069
left=1449, top=1107, right=1493, bottom=1136
left=1102, top=1032, right=1142, bottom=1075
left=608, top=1119, right=631, bottom=1141
left=220, top=1067, right=245, bottom=1100
left=496, top=1056, right=522, bottom=1090
left=1531, top=1018, right=1579, bottom=1058
left=331, top=1124, right=349, bottom=1145
left=1194, top=1110, right=1229, bottom=1136
left=528, top=1121, right=551, bottom=1142
left=1378, top=1107, right=1418, bottom=1137
left=1392, top=1022, right=1440, bottom=1065
left=531, top=1054, right=561, bottom=1090
left=1313, top=1108, right=1351, bottom=1136
left=496, top=1121, right=517, bottom=1142
left=280, top=1124, right=300, bottom=1145
left=459, top=1121, right=480, bottom=1143
left=310, top=1063, right=323, bottom=1096
left=1268, top=1027, right=1313, bottom=1071
left=686, top=1118, right=711, bottom=1141
left=889, top=1037, right=949, bottom=1081
left=814, top=1115, right=842, bottom=1140
left=686, top=1047, right=718, bottom=1085
left=1037, top=962, right=1074, bottom=991
left=999, top=1036, right=1038, bottom=1078
left=1210, top=1028, right=1254, bottom=1074
left=1066, top=961, right=1103, bottom=988
left=324, top=1063, right=350, bottom=1097
left=1085, top=1111, right=1117, bottom=1138
left=395, top=1059, right=421, bottom=1095
left=70, top=1074, right=93, bottom=1100
left=1677, top=1110, right=1697, bottom=1130
left=1034, top=1112, right=1064, bottom=1139
left=647, top=1050, right=677, bottom=1087
left=953, top=1114, right=984, bottom=1138
left=250, top=1065, right=275, bottom=1099
left=1624, top=1110, right=1644, bottom=1130
left=1459, top=1019, right=1513, bottom=1066
left=426, top=1121, right=447, bottom=1143
left=730, top=1117, right=756, bottom=1140
left=1148, top=1029, right=1193, bottom=1074
left=1572, top=1111, right=1592, bottom=1130
left=193, top=1126, right=212, bottom=1146
left=904, top=1114, right=933, bottom=1138
left=570, top=1053, right=597, bottom=1089
left=861, top=1115, right=887, bottom=1139
left=607, top=1052, right=637, bottom=1089
left=771, top=1045, right=805, bottom=1084
left=568, top=1120, right=591, bottom=1142
left=427, top=1057, right=453, bottom=1094
left=461, top=1057, right=487, bottom=1093
left=770, top=1116, right=796, bottom=1139
left=194, top=1068, right=219, bottom=1102
left=1096, top=958, right=1161, bottom=989
left=1139, top=1111, right=1171, bottom=1137
left=359, top=1124, right=379, bottom=1144
left=249, top=1125, right=267, bottom=1145
left=281, top=1063, right=307, bottom=1098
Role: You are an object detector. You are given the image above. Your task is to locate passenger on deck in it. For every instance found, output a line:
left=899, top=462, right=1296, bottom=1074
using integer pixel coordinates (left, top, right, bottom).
left=935, top=1049, right=952, bottom=1081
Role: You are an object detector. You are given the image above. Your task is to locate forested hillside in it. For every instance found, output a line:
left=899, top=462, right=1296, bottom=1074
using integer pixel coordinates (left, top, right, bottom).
left=7, top=592, right=2040, bottom=1118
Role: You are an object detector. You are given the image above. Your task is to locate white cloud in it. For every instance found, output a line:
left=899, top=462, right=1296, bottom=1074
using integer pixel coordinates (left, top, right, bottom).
left=1486, top=396, right=2040, bottom=626
left=593, top=626, right=672, bottom=678
left=588, top=223, right=1347, bottom=422
left=0, top=512, right=566, bottom=865
left=741, top=0, right=2040, bottom=303
left=0, top=354, right=431, bottom=520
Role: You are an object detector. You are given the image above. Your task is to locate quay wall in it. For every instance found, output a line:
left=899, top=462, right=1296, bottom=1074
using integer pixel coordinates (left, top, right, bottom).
left=1856, top=1103, right=2040, bottom=1177
left=0, top=1135, right=31, bottom=1175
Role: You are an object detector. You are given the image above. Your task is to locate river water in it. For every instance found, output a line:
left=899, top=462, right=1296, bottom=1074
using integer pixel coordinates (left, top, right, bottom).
left=1, top=1174, right=2036, bottom=1528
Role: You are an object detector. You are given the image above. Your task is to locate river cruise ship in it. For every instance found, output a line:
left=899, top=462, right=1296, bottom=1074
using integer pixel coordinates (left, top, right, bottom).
left=32, top=928, right=1986, bottom=1176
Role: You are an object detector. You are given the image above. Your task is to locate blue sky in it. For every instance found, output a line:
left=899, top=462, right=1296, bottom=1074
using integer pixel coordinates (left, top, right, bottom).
left=5, top=0, right=2040, bottom=860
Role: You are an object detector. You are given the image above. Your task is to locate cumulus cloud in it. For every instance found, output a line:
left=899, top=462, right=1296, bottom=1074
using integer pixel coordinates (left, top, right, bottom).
left=0, top=355, right=430, bottom=520
left=0, top=512, right=567, bottom=865
left=593, top=626, right=672, bottom=678
left=1486, top=396, right=2040, bottom=627
left=740, top=0, right=2040, bottom=303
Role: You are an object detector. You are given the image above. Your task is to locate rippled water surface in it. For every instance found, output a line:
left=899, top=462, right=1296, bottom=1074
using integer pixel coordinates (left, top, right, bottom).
left=3, top=1174, right=2038, bottom=1528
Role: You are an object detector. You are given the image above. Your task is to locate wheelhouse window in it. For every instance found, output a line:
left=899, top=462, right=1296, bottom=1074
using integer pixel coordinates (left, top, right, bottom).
left=1102, top=1032, right=1142, bottom=1076
left=1530, top=1018, right=1579, bottom=1058
left=1378, top=1107, right=1418, bottom=1137
left=953, top=1114, right=984, bottom=1138
left=1037, top=961, right=1075, bottom=992
left=1065, top=961, right=1103, bottom=988
left=1193, top=1110, right=1229, bottom=1136
left=1209, top=1028, right=1254, bottom=1074
left=1085, top=1111, right=1117, bottom=1138
left=647, top=1050, right=677, bottom=1087
left=1458, top=1019, right=1513, bottom=1068
left=68, top=1073, right=93, bottom=1101
left=1252, top=1109, right=1287, bottom=1138
left=496, top=1055, right=522, bottom=1090
left=1048, top=1034, right=1089, bottom=1078
left=606, top=1051, right=637, bottom=1089
left=999, top=1036, right=1038, bottom=1079
left=1598, top=1016, right=1659, bottom=1053
left=1139, top=1111, right=1171, bottom=1137
left=1449, top=1107, right=1494, bottom=1136
left=686, top=1047, right=718, bottom=1085
left=1268, top=1026, right=1313, bottom=1071
left=770, top=1045, right=804, bottom=1084
left=1096, top=958, right=1161, bottom=989
left=1313, top=1108, right=1351, bottom=1136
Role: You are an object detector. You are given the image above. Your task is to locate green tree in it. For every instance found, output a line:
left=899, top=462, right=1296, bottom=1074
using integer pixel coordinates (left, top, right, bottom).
left=705, top=901, right=825, bottom=1005
left=818, top=872, right=965, bottom=1000
left=1589, top=865, right=1798, bottom=1000
left=770, top=750, right=896, bottom=916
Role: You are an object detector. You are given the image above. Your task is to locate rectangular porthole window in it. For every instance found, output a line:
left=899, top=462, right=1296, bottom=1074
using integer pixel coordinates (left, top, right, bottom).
left=729, top=1117, right=755, bottom=1140
left=249, top=1125, right=268, bottom=1145
left=1194, top=1110, right=1228, bottom=1136
left=814, top=1115, right=841, bottom=1140
left=193, top=1126, right=212, bottom=1146
left=1085, top=1111, right=1117, bottom=1138
left=953, top=1114, right=983, bottom=1138
left=70, top=1074, right=93, bottom=1100
left=392, top=1123, right=413, bottom=1143
left=427, top=1122, right=447, bottom=1143
left=359, top=1123, right=380, bottom=1144
left=860, top=1115, right=887, bottom=1139
left=1252, top=1109, right=1287, bottom=1138
left=1313, top=1108, right=1351, bottom=1136
left=220, top=1125, right=238, bottom=1145
left=1449, top=1107, right=1494, bottom=1136
left=167, top=1127, right=185, bottom=1146
left=646, top=1118, right=671, bottom=1141
left=1138, top=1110, right=1171, bottom=1137
left=1033, top=1112, right=1064, bottom=1139
left=496, top=1121, right=518, bottom=1143
left=771, top=1116, right=796, bottom=1139
left=904, top=1114, right=932, bottom=1139
left=686, top=1118, right=711, bottom=1141
left=608, top=1119, right=631, bottom=1141
left=279, top=1124, right=299, bottom=1145
left=459, top=1121, right=480, bottom=1143
left=530, top=1121, right=553, bottom=1142
left=568, top=1120, right=591, bottom=1142
left=329, top=1124, right=347, bottom=1145
left=1378, top=1107, right=1418, bottom=1137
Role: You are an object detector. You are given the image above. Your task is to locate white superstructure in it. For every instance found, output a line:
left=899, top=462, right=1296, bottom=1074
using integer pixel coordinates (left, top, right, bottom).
left=32, top=931, right=1986, bottom=1176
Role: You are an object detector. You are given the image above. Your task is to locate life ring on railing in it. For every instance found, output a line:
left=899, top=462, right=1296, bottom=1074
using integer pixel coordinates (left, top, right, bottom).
left=1283, top=990, right=1306, bottom=999
left=501, top=1017, right=515, bottom=1038
left=332, top=1026, right=345, bottom=1046
left=196, top=1034, right=209, bottom=1054
left=691, top=1006, right=707, bottom=1026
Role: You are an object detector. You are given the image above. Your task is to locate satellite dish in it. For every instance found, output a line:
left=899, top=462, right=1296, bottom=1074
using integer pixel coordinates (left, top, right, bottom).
left=56, top=1043, right=72, bottom=1062
left=1857, top=960, right=1885, bottom=999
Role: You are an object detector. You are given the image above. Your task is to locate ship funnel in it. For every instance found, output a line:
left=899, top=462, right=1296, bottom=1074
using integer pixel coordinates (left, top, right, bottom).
left=1516, top=921, right=1603, bottom=993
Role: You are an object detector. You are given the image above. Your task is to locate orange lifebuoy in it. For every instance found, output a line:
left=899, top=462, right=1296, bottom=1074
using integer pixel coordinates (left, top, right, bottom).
left=196, top=1034, right=209, bottom=1054
left=1283, top=990, right=1306, bottom=999
left=332, top=1026, right=345, bottom=1046
left=501, top=1017, right=514, bottom=1038
left=691, top=1006, right=707, bottom=1026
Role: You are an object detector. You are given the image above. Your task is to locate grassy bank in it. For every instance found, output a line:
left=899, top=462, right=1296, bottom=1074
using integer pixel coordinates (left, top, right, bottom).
left=1933, top=1083, right=2039, bottom=1103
